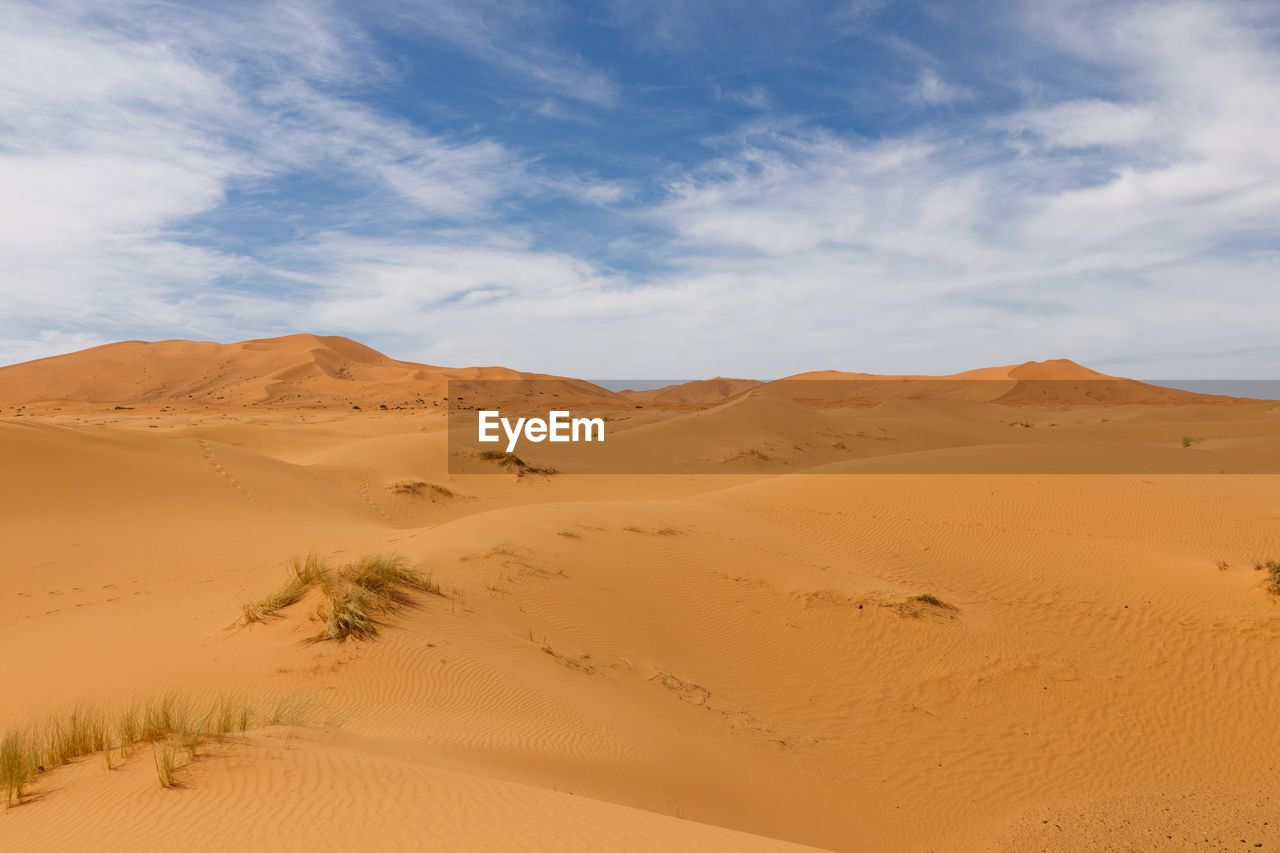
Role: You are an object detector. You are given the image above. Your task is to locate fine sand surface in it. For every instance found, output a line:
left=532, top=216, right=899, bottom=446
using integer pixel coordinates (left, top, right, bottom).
left=2, top=335, right=1279, bottom=852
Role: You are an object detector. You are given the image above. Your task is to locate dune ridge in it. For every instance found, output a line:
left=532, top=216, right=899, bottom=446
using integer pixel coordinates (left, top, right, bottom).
left=3, top=335, right=1280, bottom=851
left=1, top=338, right=1258, bottom=412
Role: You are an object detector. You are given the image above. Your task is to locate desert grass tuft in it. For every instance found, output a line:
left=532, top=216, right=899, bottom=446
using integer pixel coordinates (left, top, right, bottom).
left=241, top=553, right=440, bottom=643
left=153, top=738, right=179, bottom=788
left=267, top=696, right=312, bottom=727
left=1255, top=559, right=1280, bottom=593
left=241, top=554, right=331, bottom=624
left=312, top=555, right=441, bottom=642
left=1, top=729, right=35, bottom=810
left=1, top=693, right=277, bottom=805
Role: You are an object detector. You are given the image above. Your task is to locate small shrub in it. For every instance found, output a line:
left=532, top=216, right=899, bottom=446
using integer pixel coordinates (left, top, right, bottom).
left=477, top=451, right=557, bottom=477
left=242, top=554, right=441, bottom=642
left=1, top=729, right=35, bottom=809
left=153, top=738, right=179, bottom=788
left=1, top=694, right=270, bottom=804
left=389, top=481, right=453, bottom=499
left=267, top=697, right=311, bottom=727
left=1254, top=559, right=1280, bottom=593
left=1181, top=436, right=1203, bottom=448
left=241, top=555, right=329, bottom=624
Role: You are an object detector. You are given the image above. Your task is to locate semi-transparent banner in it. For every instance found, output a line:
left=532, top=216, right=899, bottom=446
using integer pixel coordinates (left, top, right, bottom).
left=445, top=379, right=1280, bottom=475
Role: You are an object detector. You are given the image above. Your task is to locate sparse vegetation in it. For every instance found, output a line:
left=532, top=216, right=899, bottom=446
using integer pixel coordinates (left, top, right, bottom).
left=152, top=738, right=179, bottom=788
left=1254, top=559, right=1280, bottom=593
left=240, top=554, right=443, bottom=643
left=267, top=697, right=312, bottom=727
left=1181, top=435, right=1203, bottom=448
left=1, top=694, right=260, bottom=808
left=477, top=450, right=557, bottom=477
left=389, top=480, right=454, bottom=500
left=241, top=554, right=328, bottom=624
left=1215, top=559, right=1231, bottom=571
left=621, top=525, right=682, bottom=536
left=722, top=448, right=772, bottom=463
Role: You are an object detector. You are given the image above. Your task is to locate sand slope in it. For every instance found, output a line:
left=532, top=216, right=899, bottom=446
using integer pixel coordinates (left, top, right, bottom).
left=0, top=334, right=623, bottom=410
left=620, top=377, right=764, bottom=404
left=3, top=337, right=1280, bottom=851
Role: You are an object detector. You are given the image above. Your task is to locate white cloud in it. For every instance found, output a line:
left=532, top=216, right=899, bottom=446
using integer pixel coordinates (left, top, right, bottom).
left=912, top=69, right=969, bottom=105
left=1, top=0, right=1278, bottom=379
left=713, top=83, right=774, bottom=110
left=0, top=0, right=556, bottom=347
left=379, top=0, right=620, bottom=105
left=999, top=99, right=1158, bottom=149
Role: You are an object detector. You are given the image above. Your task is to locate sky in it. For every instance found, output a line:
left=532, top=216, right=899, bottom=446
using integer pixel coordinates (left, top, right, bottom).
left=1, top=0, right=1278, bottom=378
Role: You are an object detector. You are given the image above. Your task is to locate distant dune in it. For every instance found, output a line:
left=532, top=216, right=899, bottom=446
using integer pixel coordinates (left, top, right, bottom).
left=620, top=377, right=764, bottom=404
left=0, top=337, right=1258, bottom=411
left=763, top=358, right=1253, bottom=407
left=0, top=334, right=623, bottom=410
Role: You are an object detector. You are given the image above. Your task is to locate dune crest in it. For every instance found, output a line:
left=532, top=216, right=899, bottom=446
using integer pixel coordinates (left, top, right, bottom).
left=0, top=334, right=621, bottom=410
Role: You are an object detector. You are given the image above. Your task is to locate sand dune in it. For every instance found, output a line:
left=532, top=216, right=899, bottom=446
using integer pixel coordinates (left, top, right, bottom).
left=3, top=336, right=1280, bottom=851
left=765, top=359, right=1254, bottom=407
left=620, top=377, right=764, bottom=404
left=0, top=334, right=623, bottom=411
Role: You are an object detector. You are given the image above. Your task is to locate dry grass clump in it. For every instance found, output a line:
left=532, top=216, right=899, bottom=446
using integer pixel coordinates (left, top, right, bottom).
left=476, top=450, right=558, bottom=477
left=389, top=480, right=454, bottom=499
left=241, top=554, right=442, bottom=643
left=1254, top=559, right=1280, bottom=593
left=893, top=593, right=960, bottom=618
left=311, top=555, right=441, bottom=643
left=241, top=555, right=328, bottom=624
left=1, top=694, right=257, bottom=808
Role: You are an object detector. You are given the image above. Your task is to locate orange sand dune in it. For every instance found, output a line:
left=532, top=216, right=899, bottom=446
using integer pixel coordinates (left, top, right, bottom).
left=2, top=337, right=1280, bottom=851
left=620, top=377, right=764, bottom=404
left=606, top=359, right=1254, bottom=408
left=767, top=358, right=1251, bottom=407
left=0, top=333, right=623, bottom=410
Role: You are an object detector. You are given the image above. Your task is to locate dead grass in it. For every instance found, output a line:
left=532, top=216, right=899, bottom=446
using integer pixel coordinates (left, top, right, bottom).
left=721, top=448, right=772, bottom=463
left=477, top=450, right=558, bottom=477
left=241, top=554, right=328, bottom=624
left=1254, top=559, right=1280, bottom=593
left=241, top=554, right=442, bottom=643
left=389, top=480, right=454, bottom=499
left=1, top=694, right=260, bottom=808
left=893, top=593, right=960, bottom=618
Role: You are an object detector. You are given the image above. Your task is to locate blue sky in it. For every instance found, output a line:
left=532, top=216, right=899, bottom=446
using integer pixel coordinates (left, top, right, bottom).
left=1, top=0, right=1278, bottom=377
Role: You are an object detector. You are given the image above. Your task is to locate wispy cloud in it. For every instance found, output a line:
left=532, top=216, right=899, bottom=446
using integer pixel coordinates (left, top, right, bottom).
left=912, top=69, right=969, bottom=105
left=712, top=83, right=774, bottom=110
left=378, top=0, right=620, bottom=105
left=1, top=0, right=1278, bottom=378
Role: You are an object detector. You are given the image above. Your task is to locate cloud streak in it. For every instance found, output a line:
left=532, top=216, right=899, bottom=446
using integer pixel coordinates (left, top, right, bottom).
left=0, top=0, right=1277, bottom=378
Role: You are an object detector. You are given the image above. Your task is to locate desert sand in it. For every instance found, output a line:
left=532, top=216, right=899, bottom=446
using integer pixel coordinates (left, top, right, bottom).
left=2, top=334, right=1279, bottom=852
